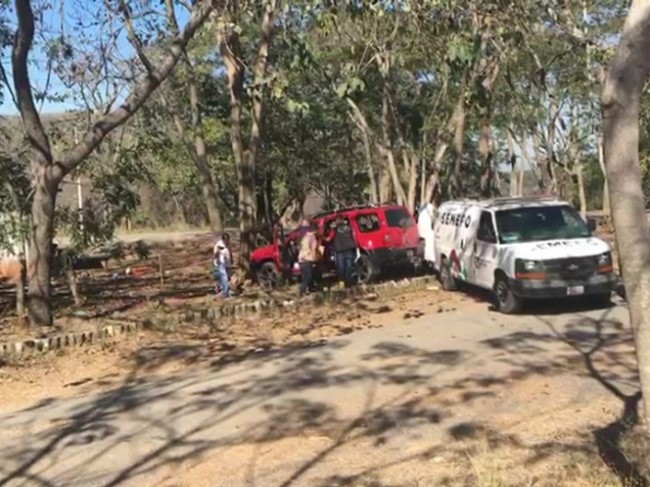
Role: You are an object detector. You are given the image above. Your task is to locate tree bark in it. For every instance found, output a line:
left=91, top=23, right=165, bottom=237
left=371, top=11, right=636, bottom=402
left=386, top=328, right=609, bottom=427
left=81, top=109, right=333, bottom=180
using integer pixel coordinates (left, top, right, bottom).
left=506, top=128, right=518, bottom=197
left=12, top=0, right=57, bottom=325
left=450, top=71, right=469, bottom=197
left=545, top=101, right=560, bottom=195
left=164, top=0, right=222, bottom=231
left=218, top=26, right=246, bottom=245
left=164, top=74, right=223, bottom=232
left=424, top=142, right=447, bottom=205
left=477, top=57, right=500, bottom=198
left=364, top=135, right=379, bottom=204
left=531, top=131, right=548, bottom=192
left=602, top=0, right=650, bottom=425
left=187, top=63, right=223, bottom=232
left=218, top=1, right=277, bottom=273
left=16, top=256, right=26, bottom=321
left=576, top=160, right=587, bottom=218
left=597, top=133, right=611, bottom=218
left=407, top=150, right=418, bottom=213
left=346, top=97, right=378, bottom=204
left=380, top=82, right=407, bottom=205
left=28, top=170, right=57, bottom=325
left=478, top=118, right=493, bottom=197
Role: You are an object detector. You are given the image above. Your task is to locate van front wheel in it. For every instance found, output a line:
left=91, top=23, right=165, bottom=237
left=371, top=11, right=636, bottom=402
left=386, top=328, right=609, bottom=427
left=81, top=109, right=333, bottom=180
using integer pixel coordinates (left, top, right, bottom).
left=494, top=275, right=522, bottom=314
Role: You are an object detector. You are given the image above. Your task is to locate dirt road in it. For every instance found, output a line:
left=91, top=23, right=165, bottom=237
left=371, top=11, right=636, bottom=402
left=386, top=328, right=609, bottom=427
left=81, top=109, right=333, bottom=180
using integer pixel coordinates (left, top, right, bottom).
left=0, top=299, right=637, bottom=486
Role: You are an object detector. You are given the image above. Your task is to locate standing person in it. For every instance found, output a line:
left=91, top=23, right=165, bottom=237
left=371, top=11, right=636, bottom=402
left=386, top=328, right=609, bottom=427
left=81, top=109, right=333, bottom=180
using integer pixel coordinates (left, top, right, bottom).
left=297, top=219, right=318, bottom=296
left=213, top=232, right=233, bottom=297
left=417, top=202, right=436, bottom=270
left=332, top=215, right=357, bottom=287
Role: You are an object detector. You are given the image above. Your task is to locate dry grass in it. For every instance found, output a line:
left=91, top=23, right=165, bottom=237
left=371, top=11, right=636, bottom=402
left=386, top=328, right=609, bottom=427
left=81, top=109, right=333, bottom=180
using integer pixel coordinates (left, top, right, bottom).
left=467, top=438, right=625, bottom=487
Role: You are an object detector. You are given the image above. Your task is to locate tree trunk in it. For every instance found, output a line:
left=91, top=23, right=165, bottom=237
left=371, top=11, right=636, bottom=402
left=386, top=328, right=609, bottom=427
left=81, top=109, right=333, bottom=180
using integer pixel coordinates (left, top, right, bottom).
left=379, top=167, right=392, bottom=202
left=576, top=161, right=587, bottom=218
left=28, top=170, right=57, bottom=326
left=263, top=172, right=274, bottom=229
left=406, top=150, right=418, bottom=213
left=365, top=140, right=379, bottom=204
left=419, top=135, right=427, bottom=205
left=346, top=97, right=378, bottom=204
left=219, top=1, right=277, bottom=273
left=531, top=131, right=547, bottom=192
left=602, top=0, right=650, bottom=425
left=424, top=142, right=448, bottom=204
left=506, top=128, right=517, bottom=197
left=218, top=29, right=246, bottom=258
left=187, top=64, right=223, bottom=232
left=16, top=257, right=26, bottom=320
left=597, top=133, right=611, bottom=218
left=241, top=0, right=278, bottom=272
left=545, top=101, right=560, bottom=195
left=518, top=162, right=526, bottom=196
left=162, top=1, right=222, bottom=232
left=380, top=83, right=407, bottom=205
left=478, top=118, right=493, bottom=197
left=450, top=72, right=468, bottom=197
left=477, top=57, right=500, bottom=198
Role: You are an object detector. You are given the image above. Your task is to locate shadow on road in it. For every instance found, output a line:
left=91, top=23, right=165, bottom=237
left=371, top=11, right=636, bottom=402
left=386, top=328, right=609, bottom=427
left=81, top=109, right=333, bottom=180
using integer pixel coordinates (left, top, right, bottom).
left=0, top=304, right=642, bottom=486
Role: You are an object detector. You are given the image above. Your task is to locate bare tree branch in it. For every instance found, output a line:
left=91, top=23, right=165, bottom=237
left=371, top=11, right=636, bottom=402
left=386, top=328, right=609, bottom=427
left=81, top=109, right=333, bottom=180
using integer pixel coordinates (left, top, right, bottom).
left=12, top=0, right=53, bottom=166
left=57, top=0, right=216, bottom=180
left=115, top=0, right=155, bottom=75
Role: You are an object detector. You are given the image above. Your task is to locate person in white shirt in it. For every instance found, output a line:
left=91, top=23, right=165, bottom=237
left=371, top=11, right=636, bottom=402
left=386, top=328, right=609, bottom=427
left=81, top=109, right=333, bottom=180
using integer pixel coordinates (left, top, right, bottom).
left=213, top=233, right=232, bottom=297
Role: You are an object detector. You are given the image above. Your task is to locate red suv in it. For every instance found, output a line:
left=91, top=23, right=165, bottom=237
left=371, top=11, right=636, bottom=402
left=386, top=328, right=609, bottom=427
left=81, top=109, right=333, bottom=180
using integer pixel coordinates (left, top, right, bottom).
left=251, top=204, right=421, bottom=289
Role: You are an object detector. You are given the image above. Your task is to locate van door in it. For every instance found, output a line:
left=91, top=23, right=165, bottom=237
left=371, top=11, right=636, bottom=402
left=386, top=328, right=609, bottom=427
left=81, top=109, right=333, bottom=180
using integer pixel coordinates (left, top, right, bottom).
left=472, top=211, right=499, bottom=289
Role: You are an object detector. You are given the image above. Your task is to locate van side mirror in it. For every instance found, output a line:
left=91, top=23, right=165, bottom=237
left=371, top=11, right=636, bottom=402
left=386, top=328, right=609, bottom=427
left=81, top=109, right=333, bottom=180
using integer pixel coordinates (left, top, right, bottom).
left=586, top=218, right=597, bottom=232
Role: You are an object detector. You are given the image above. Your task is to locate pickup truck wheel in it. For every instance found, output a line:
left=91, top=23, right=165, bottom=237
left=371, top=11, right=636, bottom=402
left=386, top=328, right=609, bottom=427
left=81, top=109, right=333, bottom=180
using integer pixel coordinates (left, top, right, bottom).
left=439, top=258, right=457, bottom=291
left=494, top=275, right=522, bottom=314
left=256, top=262, right=281, bottom=290
left=353, top=254, right=377, bottom=285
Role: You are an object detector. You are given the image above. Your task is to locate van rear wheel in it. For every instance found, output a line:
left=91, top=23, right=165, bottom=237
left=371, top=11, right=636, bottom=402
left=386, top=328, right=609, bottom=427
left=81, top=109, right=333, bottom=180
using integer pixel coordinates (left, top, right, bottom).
left=494, top=275, right=522, bottom=314
left=439, top=258, right=457, bottom=291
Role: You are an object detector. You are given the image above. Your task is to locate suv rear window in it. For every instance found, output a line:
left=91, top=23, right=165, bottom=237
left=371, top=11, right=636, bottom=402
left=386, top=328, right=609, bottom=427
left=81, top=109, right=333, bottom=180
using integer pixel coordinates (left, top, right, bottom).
left=356, top=213, right=381, bottom=233
left=385, top=208, right=414, bottom=229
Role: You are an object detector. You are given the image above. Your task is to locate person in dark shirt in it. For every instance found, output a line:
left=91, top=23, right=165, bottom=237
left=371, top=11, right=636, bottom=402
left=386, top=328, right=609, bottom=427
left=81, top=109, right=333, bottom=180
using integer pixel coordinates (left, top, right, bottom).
left=330, top=215, right=357, bottom=287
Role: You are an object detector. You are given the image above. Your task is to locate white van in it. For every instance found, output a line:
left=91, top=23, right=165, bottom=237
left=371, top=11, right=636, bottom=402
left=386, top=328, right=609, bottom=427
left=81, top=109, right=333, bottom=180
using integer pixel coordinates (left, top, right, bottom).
left=433, top=197, right=617, bottom=313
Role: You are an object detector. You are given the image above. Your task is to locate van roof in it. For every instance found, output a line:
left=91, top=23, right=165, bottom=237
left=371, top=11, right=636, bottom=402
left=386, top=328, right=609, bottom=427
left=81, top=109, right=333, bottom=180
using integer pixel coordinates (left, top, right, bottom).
left=440, top=196, right=569, bottom=211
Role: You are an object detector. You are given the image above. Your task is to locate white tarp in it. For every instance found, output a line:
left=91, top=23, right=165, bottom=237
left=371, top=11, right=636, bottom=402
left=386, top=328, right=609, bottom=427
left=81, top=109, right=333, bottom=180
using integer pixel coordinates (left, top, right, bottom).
left=417, top=202, right=435, bottom=264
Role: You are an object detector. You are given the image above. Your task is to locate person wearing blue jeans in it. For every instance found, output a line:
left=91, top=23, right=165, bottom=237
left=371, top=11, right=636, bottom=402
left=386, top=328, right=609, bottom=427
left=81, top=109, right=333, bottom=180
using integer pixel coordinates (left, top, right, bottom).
left=335, top=249, right=356, bottom=287
left=330, top=216, right=357, bottom=287
left=214, top=262, right=230, bottom=297
left=213, top=233, right=232, bottom=297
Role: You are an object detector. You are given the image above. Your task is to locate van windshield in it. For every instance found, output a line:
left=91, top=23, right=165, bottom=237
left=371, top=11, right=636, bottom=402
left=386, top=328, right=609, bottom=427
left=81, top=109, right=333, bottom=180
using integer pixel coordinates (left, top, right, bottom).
left=495, top=205, right=591, bottom=244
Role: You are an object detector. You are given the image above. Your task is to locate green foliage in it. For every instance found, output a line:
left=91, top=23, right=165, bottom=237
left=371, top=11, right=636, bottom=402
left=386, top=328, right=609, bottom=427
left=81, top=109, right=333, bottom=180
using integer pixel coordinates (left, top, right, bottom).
left=0, top=128, right=31, bottom=256
left=0, top=0, right=633, bottom=245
